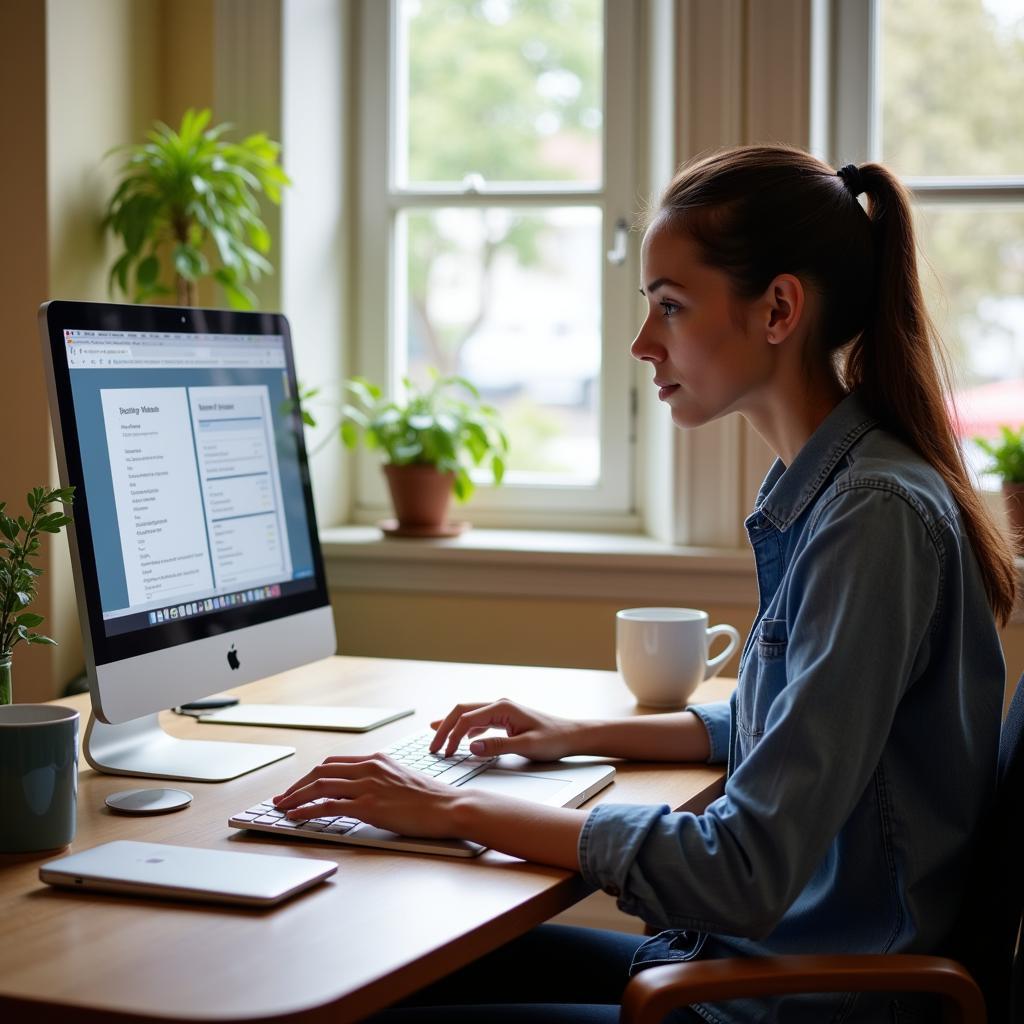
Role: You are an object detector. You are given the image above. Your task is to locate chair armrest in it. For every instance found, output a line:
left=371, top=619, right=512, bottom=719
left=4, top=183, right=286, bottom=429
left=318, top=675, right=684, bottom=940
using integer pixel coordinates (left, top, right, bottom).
left=619, top=954, right=985, bottom=1024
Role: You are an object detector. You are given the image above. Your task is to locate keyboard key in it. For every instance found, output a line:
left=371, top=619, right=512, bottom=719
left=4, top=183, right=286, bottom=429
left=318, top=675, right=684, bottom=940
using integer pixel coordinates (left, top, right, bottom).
left=325, top=820, right=358, bottom=834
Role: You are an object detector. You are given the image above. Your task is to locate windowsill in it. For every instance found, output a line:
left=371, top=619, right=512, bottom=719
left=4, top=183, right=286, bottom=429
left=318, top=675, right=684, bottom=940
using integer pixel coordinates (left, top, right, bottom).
left=320, top=526, right=758, bottom=604
left=320, top=526, right=1024, bottom=623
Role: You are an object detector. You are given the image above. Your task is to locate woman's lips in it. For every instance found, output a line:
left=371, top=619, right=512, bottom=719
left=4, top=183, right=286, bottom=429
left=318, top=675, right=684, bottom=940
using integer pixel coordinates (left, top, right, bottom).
left=658, top=384, right=680, bottom=401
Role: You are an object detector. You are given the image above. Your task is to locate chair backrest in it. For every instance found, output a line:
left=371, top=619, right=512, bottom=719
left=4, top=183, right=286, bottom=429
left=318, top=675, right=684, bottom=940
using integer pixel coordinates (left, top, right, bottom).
left=997, top=671, right=1024, bottom=1021
left=957, top=671, right=1024, bottom=1022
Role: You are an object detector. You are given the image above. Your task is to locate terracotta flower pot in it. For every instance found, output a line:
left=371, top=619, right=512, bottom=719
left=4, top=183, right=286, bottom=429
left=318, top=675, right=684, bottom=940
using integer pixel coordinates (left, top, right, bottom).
left=1004, top=482, right=1024, bottom=557
left=382, top=463, right=455, bottom=533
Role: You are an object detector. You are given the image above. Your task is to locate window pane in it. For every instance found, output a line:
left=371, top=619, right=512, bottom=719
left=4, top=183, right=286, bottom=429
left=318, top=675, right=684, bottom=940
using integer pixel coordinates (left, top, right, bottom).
left=915, top=206, right=1024, bottom=478
left=879, top=0, right=1024, bottom=177
left=399, top=207, right=601, bottom=482
left=397, top=0, right=603, bottom=187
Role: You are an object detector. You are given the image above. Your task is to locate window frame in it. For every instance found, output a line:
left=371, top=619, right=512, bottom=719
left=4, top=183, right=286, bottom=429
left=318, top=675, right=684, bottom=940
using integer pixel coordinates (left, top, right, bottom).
left=221, top=0, right=817, bottom=547
left=353, top=0, right=643, bottom=529
left=825, top=0, right=1024, bottom=327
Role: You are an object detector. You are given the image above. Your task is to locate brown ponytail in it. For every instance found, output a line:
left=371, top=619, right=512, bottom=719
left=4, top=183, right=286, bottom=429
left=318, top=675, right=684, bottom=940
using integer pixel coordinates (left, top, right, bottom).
left=657, top=145, right=1017, bottom=625
left=849, top=163, right=1017, bottom=626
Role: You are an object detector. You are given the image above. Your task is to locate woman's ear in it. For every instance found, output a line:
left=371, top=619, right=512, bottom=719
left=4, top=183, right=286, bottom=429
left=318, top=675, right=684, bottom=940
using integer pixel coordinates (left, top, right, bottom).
left=763, top=274, right=805, bottom=345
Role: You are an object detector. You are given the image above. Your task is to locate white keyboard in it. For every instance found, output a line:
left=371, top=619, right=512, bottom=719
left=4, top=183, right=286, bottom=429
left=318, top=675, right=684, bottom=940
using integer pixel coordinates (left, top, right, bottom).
left=227, top=732, right=497, bottom=854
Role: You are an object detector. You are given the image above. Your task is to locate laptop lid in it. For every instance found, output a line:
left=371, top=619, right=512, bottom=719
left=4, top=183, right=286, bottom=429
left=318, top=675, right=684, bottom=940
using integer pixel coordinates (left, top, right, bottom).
left=40, top=840, right=336, bottom=906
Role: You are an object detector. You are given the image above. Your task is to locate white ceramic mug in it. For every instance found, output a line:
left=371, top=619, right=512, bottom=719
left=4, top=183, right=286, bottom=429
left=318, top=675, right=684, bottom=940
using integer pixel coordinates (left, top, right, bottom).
left=616, top=608, right=741, bottom=709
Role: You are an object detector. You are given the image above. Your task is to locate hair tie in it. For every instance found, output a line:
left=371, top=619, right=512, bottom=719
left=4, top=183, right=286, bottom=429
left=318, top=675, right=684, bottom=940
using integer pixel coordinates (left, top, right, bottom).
left=837, top=164, right=864, bottom=198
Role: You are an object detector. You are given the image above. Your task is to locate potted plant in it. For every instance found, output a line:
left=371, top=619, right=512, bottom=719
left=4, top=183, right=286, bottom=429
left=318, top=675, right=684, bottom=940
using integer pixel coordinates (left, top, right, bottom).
left=103, top=107, right=290, bottom=309
left=298, top=372, right=508, bottom=537
left=976, top=424, right=1024, bottom=556
left=0, top=487, right=75, bottom=704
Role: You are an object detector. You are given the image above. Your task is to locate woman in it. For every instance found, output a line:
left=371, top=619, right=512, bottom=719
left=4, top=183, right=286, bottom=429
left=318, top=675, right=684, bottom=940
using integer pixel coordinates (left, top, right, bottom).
left=274, top=145, right=1016, bottom=1022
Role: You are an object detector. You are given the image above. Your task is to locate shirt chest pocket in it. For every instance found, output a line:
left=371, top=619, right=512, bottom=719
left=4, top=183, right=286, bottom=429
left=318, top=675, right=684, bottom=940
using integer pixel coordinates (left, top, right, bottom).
left=737, top=617, right=789, bottom=739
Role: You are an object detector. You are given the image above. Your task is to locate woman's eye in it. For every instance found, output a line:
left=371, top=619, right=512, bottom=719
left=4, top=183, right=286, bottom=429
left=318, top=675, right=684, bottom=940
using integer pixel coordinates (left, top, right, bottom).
left=659, top=301, right=681, bottom=317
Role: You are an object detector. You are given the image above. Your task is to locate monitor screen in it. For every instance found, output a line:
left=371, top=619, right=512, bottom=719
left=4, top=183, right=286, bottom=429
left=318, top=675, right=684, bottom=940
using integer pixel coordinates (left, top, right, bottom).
left=40, top=302, right=331, bottom=671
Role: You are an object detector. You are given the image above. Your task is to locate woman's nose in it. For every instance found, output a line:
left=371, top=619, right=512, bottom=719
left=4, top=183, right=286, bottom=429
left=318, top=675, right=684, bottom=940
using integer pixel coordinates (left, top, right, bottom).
left=630, top=318, right=660, bottom=363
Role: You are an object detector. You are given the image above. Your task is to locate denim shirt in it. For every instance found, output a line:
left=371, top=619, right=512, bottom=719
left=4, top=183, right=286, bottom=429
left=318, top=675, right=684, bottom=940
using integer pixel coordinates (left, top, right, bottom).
left=578, top=393, right=1005, bottom=1024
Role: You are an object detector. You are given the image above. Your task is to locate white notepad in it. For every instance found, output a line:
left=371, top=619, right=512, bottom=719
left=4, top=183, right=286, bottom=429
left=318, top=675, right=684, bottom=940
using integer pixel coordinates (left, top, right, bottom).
left=197, top=703, right=414, bottom=732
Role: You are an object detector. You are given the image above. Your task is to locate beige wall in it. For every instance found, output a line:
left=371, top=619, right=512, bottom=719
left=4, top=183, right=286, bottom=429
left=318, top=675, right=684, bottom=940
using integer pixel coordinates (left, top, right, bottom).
left=331, top=591, right=753, bottom=677
left=2, top=3, right=54, bottom=702
left=1000, top=621, right=1024, bottom=712
left=46, top=0, right=162, bottom=695
left=1, top=0, right=162, bottom=700
left=331, top=588, right=1024, bottom=713
left=158, top=0, right=216, bottom=126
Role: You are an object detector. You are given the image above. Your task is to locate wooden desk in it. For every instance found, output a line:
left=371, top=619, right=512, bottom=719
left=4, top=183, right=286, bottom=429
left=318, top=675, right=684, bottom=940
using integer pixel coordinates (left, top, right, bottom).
left=0, top=657, right=731, bottom=1023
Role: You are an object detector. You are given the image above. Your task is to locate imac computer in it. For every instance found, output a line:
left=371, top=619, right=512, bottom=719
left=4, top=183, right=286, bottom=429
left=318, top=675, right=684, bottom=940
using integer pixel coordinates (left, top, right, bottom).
left=38, top=300, right=337, bottom=782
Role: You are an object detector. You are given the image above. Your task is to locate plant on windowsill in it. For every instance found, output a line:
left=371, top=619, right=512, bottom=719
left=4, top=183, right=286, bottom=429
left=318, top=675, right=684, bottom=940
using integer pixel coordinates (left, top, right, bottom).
left=0, top=488, right=75, bottom=705
left=976, top=424, right=1024, bottom=557
left=103, top=107, right=291, bottom=309
left=296, top=372, right=508, bottom=538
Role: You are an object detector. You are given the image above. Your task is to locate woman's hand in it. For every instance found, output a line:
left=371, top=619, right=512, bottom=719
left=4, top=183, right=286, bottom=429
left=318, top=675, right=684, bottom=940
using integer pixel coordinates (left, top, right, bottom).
left=429, top=699, right=580, bottom=761
left=271, top=753, right=460, bottom=838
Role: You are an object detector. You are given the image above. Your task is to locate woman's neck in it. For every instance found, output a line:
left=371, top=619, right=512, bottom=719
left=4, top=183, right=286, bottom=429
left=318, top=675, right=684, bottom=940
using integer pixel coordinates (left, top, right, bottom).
left=743, top=373, right=848, bottom=467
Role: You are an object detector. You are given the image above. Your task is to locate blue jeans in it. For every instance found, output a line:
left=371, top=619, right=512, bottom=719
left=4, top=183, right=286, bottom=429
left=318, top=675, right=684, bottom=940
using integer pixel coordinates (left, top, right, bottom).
left=364, top=924, right=703, bottom=1023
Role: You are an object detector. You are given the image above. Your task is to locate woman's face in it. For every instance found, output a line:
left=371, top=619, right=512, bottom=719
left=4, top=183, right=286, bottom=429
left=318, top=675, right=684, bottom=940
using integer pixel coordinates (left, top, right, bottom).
left=631, top=220, right=775, bottom=429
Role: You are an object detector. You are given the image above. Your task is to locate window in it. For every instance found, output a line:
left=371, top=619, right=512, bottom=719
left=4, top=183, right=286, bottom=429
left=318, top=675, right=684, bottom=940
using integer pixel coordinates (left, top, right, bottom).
left=830, top=0, right=1024, bottom=486
left=355, top=0, right=641, bottom=525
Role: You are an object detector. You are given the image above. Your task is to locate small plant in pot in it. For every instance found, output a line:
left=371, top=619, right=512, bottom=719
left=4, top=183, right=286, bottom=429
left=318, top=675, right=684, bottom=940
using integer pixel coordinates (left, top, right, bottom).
left=305, top=372, right=508, bottom=537
left=0, top=487, right=75, bottom=704
left=976, top=424, right=1024, bottom=556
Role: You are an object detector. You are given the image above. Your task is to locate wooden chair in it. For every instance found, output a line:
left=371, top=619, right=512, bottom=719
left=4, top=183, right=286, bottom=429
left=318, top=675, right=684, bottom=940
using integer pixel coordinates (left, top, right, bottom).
left=621, top=672, right=1024, bottom=1024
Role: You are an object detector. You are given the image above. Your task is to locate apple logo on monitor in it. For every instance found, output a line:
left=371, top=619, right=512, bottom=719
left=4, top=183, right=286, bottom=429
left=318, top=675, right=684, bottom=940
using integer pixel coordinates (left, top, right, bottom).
left=227, top=645, right=240, bottom=670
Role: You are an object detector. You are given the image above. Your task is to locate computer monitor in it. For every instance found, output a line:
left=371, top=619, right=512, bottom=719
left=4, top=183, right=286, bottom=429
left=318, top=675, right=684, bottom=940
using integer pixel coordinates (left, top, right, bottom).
left=38, top=300, right=337, bottom=781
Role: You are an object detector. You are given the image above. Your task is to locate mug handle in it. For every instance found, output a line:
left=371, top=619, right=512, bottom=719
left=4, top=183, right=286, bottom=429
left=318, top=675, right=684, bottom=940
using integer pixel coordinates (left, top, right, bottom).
left=704, top=624, right=741, bottom=680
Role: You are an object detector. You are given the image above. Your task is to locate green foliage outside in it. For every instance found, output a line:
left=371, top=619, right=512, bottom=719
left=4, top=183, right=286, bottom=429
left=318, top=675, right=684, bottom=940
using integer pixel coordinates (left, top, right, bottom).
left=501, top=399, right=571, bottom=474
left=881, top=0, right=1024, bottom=387
left=403, top=0, right=602, bottom=376
left=104, top=108, right=291, bottom=310
left=406, top=0, right=601, bottom=184
left=294, top=373, right=509, bottom=502
left=0, top=487, right=75, bottom=661
left=976, top=425, right=1024, bottom=483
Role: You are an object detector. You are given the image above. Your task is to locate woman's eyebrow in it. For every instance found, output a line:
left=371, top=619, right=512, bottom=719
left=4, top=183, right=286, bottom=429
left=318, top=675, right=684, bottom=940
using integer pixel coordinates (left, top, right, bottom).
left=639, top=277, right=684, bottom=296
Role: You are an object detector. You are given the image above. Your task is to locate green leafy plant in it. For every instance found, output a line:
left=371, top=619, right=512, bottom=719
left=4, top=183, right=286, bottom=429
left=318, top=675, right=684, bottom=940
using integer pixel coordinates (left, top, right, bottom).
left=976, top=425, right=1024, bottom=484
left=104, top=107, right=290, bottom=310
left=0, top=487, right=75, bottom=658
left=297, top=373, right=509, bottom=502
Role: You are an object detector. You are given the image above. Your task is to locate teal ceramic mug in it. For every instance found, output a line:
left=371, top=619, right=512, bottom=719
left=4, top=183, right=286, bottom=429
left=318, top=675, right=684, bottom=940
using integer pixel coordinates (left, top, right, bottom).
left=0, top=704, right=80, bottom=853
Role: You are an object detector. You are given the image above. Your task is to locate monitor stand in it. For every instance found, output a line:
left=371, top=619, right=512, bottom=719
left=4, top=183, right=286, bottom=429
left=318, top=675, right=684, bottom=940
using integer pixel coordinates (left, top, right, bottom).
left=84, top=713, right=295, bottom=782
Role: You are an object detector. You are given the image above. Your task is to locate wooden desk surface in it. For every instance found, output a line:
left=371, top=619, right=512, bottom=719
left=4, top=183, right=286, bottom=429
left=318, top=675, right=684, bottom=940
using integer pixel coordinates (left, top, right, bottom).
left=0, top=657, right=731, bottom=1024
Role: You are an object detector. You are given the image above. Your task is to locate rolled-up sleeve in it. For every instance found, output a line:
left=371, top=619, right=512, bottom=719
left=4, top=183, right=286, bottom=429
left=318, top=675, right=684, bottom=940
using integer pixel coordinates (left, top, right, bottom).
left=578, top=802, right=670, bottom=904
left=685, top=699, right=731, bottom=764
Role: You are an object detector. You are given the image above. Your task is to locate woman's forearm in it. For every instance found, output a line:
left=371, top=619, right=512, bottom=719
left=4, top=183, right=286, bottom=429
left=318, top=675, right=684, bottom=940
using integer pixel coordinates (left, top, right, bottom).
left=450, top=790, right=588, bottom=870
left=439, top=712, right=711, bottom=869
left=572, top=709, right=711, bottom=762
